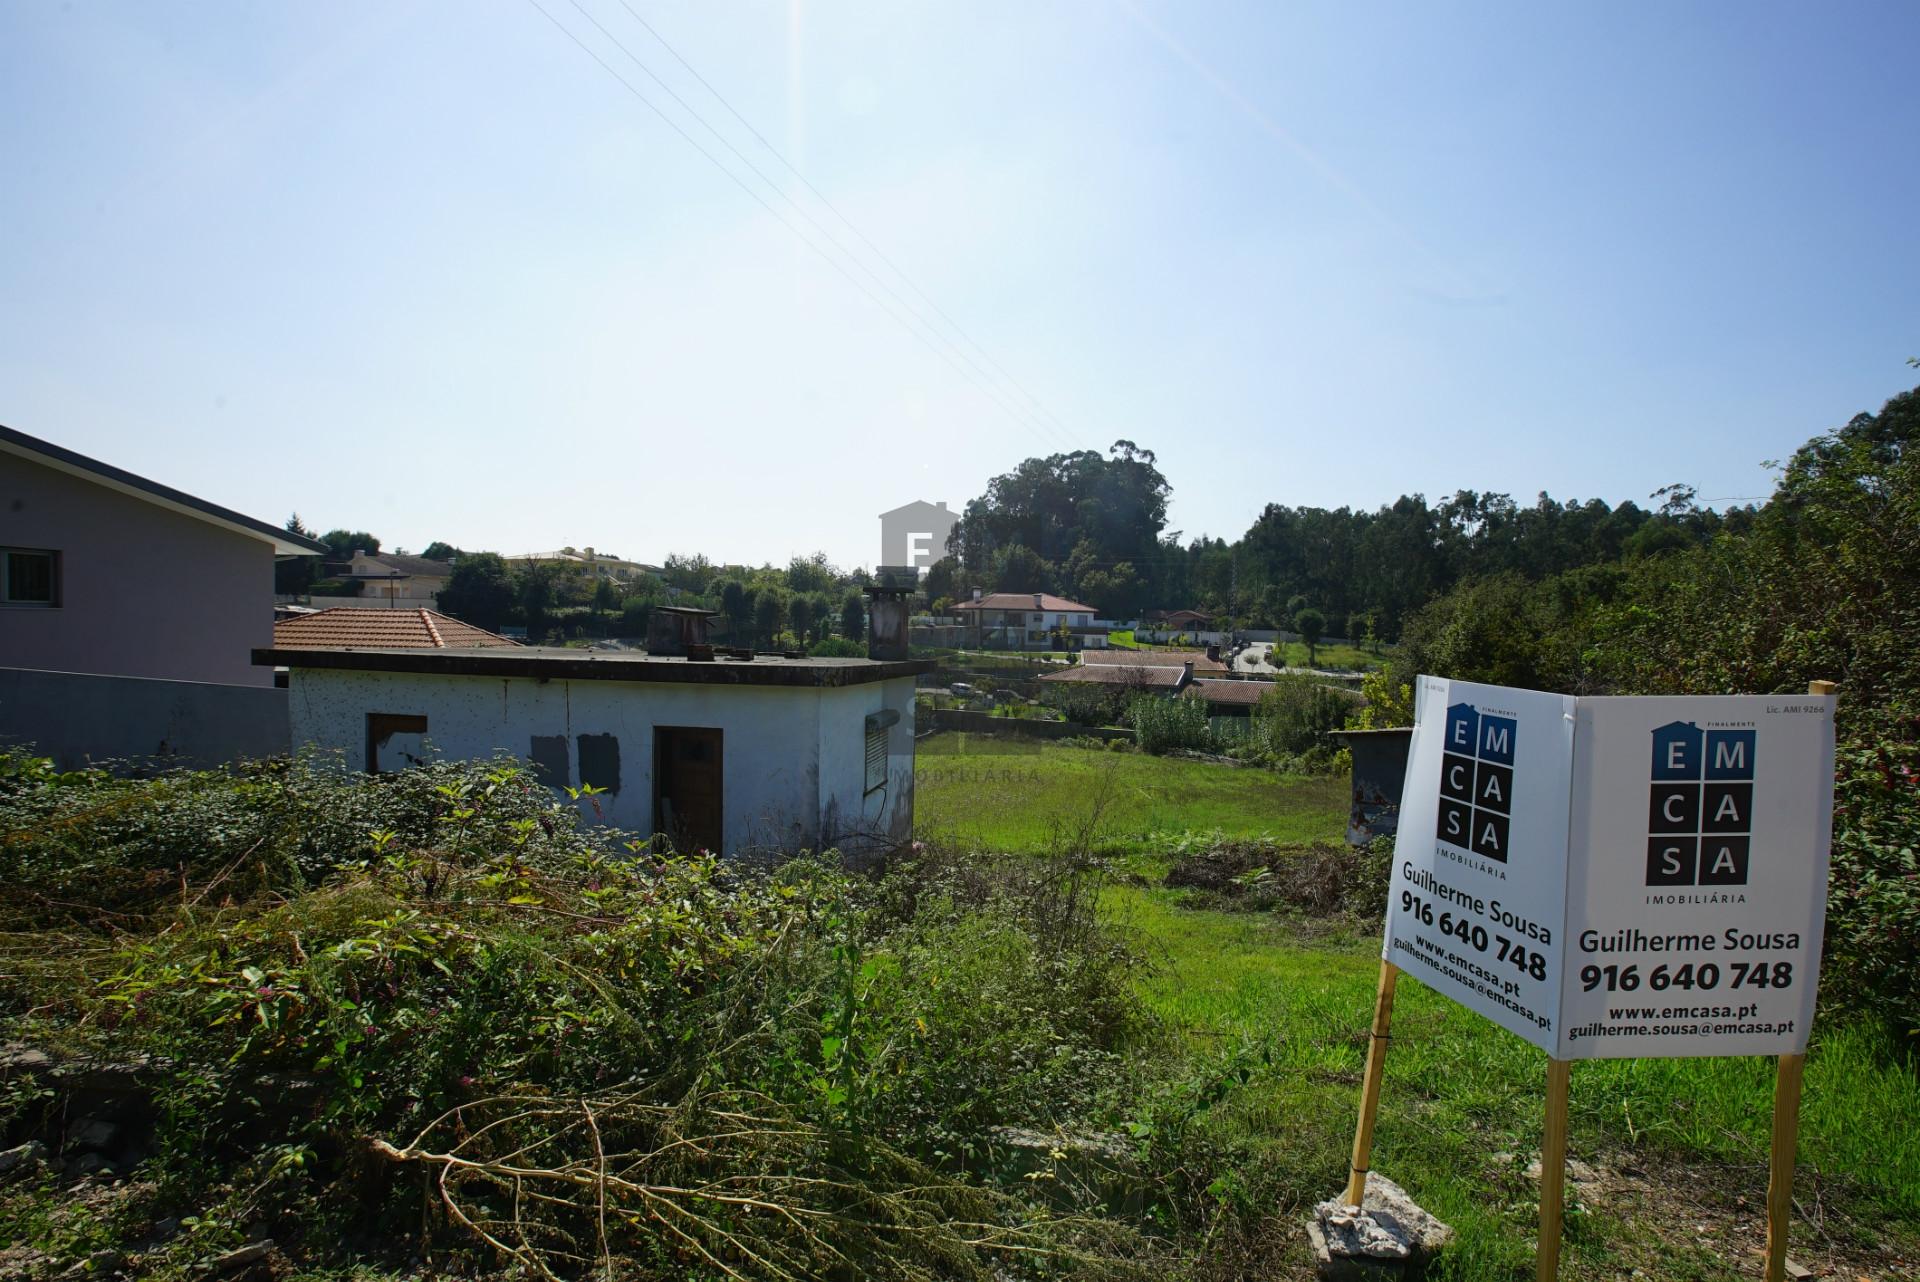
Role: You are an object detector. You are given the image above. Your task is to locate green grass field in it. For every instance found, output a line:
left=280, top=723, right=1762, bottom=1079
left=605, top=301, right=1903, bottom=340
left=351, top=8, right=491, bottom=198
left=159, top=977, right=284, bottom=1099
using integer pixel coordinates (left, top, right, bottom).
left=1260, top=639, right=1386, bottom=671
left=916, top=734, right=1920, bottom=1280
left=915, top=735, right=1344, bottom=867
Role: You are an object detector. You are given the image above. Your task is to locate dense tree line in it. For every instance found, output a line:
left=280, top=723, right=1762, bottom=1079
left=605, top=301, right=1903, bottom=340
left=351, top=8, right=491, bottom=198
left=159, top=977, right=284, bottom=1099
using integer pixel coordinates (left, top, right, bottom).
left=1386, top=383, right=1920, bottom=1037
left=434, top=549, right=870, bottom=652
left=934, top=443, right=1731, bottom=635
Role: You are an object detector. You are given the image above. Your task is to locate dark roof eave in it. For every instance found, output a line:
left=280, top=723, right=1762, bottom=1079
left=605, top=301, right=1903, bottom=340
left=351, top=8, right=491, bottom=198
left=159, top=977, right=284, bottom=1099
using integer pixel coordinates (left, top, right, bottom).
left=254, top=646, right=934, bottom=688
left=1, top=424, right=328, bottom=555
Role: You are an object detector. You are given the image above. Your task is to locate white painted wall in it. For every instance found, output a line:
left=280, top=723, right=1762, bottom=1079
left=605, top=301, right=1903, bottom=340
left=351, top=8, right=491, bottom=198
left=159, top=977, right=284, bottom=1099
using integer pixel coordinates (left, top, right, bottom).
left=285, top=668, right=917, bottom=857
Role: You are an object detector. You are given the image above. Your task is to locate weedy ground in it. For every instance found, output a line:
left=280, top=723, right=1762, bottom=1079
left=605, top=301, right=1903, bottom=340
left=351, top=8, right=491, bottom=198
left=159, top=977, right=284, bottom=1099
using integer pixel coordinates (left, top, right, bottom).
left=918, top=737, right=1920, bottom=1281
left=4, top=739, right=1915, bottom=1282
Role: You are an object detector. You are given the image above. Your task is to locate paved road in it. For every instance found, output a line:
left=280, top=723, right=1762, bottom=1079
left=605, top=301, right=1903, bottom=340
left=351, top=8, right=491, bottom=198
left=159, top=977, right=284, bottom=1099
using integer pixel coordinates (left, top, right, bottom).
left=1234, top=642, right=1274, bottom=673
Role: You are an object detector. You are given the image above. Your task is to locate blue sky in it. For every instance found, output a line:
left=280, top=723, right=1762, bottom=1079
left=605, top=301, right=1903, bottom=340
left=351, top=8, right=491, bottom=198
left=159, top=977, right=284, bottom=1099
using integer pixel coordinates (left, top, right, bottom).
left=3, top=2, right=1915, bottom=569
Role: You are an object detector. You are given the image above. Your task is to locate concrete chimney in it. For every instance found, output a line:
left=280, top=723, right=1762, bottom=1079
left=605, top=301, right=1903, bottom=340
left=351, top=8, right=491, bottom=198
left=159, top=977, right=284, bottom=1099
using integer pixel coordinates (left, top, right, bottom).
left=1032, top=593, right=1044, bottom=610
left=867, top=565, right=915, bottom=661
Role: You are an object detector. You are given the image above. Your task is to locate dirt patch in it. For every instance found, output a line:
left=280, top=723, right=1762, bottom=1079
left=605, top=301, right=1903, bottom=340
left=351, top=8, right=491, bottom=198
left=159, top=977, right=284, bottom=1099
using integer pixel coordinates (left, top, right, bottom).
left=1491, top=1149, right=1920, bottom=1280
left=1164, top=840, right=1387, bottom=917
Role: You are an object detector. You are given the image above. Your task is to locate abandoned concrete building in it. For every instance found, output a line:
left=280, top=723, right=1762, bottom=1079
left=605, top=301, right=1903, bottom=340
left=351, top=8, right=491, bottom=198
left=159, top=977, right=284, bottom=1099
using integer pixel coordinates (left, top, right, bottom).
left=258, top=575, right=931, bottom=859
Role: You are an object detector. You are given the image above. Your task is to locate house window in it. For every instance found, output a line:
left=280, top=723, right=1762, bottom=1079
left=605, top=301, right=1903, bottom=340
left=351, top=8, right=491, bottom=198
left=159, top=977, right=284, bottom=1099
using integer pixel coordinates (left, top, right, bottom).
left=1, top=548, right=59, bottom=606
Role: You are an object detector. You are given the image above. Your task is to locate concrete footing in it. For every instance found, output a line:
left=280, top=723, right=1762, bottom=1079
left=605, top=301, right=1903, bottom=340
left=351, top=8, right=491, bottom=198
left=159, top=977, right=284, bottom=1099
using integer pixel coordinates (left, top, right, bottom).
left=1309, top=1174, right=1452, bottom=1281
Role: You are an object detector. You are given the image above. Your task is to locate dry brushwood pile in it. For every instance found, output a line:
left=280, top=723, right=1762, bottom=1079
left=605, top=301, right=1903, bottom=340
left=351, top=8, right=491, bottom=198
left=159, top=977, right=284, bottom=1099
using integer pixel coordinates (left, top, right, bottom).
left=0, top=752, right=1160, bottom=1281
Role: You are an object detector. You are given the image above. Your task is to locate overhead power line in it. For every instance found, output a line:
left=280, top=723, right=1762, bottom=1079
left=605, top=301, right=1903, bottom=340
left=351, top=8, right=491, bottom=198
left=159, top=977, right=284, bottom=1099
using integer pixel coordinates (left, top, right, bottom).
left=606, top=0, right=1083, bottom=448
left=521, top=0, right=1079, bottom=451
left=569, top=0, right=1075, bottom=454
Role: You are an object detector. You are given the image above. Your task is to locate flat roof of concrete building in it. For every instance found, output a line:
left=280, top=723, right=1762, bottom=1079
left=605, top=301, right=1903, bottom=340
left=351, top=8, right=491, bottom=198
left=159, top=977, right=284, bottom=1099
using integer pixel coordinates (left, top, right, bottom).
left=255, top=645, right=934, bottom=687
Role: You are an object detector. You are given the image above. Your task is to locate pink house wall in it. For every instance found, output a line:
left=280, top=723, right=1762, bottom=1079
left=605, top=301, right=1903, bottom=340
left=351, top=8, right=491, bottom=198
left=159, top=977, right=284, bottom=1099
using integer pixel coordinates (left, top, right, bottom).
left=1, top=454, right=276, bottom=686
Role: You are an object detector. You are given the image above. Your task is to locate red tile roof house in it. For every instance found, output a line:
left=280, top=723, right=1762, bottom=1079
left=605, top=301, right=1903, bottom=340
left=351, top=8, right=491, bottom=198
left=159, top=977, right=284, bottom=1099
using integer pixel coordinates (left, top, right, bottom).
left=271, top=608, right=519, bottom=650
left=0, top=424, right=325, bottom=769
left=952, top=592, right=1096, bottom=650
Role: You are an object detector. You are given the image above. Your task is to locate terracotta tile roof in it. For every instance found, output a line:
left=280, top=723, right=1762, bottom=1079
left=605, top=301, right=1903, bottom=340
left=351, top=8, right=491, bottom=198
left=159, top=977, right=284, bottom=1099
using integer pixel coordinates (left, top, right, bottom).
left=1081, top=648, right=1228, bottom=673
left=1188, top=678, right=1272, bottom=706
left=953, top=593, right=1097, bottom=614
left=271, top=608, right=519, bottom=650
left=1039, top=664, right=1189, bottom=688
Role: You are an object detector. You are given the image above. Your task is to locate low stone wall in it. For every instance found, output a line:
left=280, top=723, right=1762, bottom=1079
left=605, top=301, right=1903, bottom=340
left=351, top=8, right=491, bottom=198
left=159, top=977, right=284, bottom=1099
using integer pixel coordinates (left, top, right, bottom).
left=0, top=666, right=289, bottom=771
left=927, top=708, right=1133, bottom=743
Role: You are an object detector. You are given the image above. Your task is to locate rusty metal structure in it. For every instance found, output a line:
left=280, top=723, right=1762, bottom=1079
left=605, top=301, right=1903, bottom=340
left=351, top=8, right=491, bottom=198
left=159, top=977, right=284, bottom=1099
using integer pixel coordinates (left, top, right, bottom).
left=647, top=606, right=717, bottom=657
left=1332, top=728, right=1413, bottom=846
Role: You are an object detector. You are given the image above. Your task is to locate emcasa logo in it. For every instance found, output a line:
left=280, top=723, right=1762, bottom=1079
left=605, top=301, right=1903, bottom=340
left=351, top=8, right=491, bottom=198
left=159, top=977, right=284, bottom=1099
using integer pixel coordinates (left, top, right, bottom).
left=1647, top=722, right=1755, bottom=886
left=1436, top=702, right=1516, bottom=863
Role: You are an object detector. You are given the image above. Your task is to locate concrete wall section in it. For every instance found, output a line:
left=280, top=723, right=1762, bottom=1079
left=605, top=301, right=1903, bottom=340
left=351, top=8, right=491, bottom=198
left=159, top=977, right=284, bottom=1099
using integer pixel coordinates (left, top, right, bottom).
left=814, top=679, right=917, bottom=856
left=1, top=454, right=277, bottom=686
left=285, top=669, right=917, bottom=858
left=0, top=666, right=289, bottom=771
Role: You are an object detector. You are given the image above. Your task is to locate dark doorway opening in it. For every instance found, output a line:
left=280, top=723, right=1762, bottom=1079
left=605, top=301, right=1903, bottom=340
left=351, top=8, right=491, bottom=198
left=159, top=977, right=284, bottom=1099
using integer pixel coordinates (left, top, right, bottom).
left=654, top=727, right=723, bottom=855
left=366, top=713, right=427, bottom=775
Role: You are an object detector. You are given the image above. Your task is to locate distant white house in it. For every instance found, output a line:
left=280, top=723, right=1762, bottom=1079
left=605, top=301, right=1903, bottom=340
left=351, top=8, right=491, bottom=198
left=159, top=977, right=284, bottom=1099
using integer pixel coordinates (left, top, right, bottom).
left=952, top=592, right=1096, bottom=649
left=258, top=644, right=932, bottom=859
left=344, top=551, right=454, bottom=606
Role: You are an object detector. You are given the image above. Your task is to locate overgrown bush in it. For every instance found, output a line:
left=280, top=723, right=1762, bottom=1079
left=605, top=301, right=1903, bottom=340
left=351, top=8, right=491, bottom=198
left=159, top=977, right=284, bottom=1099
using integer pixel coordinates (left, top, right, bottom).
left=1041, top=680, right=1134, bottom=727
left=1824, top=716, right=1920, bottom=1037
left=1129, top=695, right=1215, bottom=756
left=0, top=753, right=1159, bottom=1280
left=1250, top=675, right=1355, bottom=756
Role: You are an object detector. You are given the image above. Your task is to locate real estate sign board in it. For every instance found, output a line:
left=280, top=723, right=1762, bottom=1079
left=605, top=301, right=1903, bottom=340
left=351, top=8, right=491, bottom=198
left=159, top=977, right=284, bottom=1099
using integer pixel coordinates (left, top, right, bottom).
left=1384, top=677, right=1835, bottom=1060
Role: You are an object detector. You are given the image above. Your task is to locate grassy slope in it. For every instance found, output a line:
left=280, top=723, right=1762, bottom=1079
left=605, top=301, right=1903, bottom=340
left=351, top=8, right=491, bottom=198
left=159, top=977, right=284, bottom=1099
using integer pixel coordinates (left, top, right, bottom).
left=916, top=734, right=1346, bottom=866
left=916, top=735, right=1920, bottom=1280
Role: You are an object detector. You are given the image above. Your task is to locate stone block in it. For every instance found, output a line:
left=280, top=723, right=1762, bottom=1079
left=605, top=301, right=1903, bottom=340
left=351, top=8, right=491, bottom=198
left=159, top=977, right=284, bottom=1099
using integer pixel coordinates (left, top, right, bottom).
left=1311, top=1173, right=1452, bottom=1281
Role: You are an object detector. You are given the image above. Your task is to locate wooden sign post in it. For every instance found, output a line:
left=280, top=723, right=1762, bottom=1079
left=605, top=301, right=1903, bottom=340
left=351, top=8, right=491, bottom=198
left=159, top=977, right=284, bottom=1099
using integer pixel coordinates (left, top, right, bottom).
left=1343, top=677, right=1838, bottom=1280
left=1343, top=961, right=1398, bottom=1206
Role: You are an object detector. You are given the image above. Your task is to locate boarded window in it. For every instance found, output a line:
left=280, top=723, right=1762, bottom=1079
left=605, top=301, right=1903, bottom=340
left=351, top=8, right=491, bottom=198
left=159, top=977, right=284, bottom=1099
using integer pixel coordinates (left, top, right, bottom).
left=529, top=735, right=570, bottom=789
left=578, top=733, right=621, bottom=794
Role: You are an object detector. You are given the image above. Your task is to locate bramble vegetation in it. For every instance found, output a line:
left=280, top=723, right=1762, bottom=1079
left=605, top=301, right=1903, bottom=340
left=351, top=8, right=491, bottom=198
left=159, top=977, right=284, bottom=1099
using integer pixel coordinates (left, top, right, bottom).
left=0, top=754, right=1158, bottom=1280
